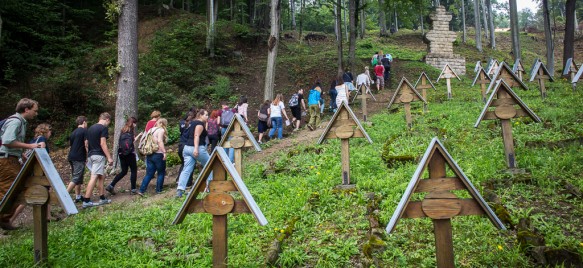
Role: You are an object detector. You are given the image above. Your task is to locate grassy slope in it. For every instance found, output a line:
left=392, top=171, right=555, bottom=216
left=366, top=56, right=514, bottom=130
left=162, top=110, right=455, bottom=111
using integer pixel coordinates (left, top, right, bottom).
left=1, top=29, right=582, bottom=267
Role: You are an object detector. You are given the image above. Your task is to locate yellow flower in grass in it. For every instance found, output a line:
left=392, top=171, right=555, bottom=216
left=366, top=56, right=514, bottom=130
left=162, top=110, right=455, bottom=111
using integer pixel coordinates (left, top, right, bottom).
left=280, top=229, right=285, bottom=234
left=580, top=242, right=583, bottom=247
left=317, top=172, right=321, bottom=175
left=497, top=245, right=503, bottom=250
left=310, top=166, right=315, bottom=169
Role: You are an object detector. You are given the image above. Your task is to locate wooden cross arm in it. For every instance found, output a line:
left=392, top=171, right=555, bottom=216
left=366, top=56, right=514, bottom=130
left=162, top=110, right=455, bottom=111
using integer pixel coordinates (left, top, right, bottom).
left=402, top=199, right=485, bottom=219
left=186, top=199, right=252, bottom=214
left=482, top=110, right=530, bottom=120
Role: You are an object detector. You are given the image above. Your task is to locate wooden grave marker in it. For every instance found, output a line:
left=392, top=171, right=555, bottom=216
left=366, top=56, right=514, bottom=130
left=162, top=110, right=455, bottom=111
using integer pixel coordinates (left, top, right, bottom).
left=512, top=58, right=526, bottom=82
left=351, top=83, right=377, bottom=122
left=318, top=102, right=372, bottom=187
left=562, top=58, right=578, bottom=91
left=529, top=60, right=555, bottom=99
left=486, top=58, right=500, bottom=77
left=218, top=114, right=261, bottom=176
left=414, top=72, right=436, bottom=112
left=389, top=77, right=428, bottom=128
left=436, top=64, right=461, bottom=100
left=386, top=137, right=506, bottom=268
left=475, top=80, right=541, bottom=168
left=0, top=149, right=78, bottom=265
left=573, top=63, right=583, bottom=89
left=173, top=147, right=267, bottom=268
left=473, top=61, right=482, bottom=74
left=485, top=61, right=529, bottom=95
left=471, top=67, right=491, bottom=103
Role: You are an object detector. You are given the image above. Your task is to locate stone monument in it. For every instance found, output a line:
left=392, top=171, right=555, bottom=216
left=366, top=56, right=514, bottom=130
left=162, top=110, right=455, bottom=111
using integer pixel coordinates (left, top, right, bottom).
left=425, top=6, right=466, bottom=75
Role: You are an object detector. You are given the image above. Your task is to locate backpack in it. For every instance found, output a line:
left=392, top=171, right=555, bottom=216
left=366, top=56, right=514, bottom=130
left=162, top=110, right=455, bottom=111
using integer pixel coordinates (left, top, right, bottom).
left=207, top=118, right=219, bottom=135
left=220, top=109, right=235, bottom=127
left=307, top=89, right=321, bottom=105
left=0, top=116, right=23, bottom=147
left=118, top=132, right=134, bottom=156
left=138, top=128, right=159, bottom=156
left=288, top=93, right=299, bottom=107
left=371, top=56, right=378, bottom=67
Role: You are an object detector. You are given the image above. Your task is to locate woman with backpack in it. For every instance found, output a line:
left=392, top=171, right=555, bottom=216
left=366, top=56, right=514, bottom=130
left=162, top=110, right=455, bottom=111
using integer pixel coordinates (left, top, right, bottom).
left=207, top=110, right=221, bottom=152
left=138, top=118, right=168, bottom=195
left=335, top=76, right=349, bottom=108
left=106, top=117, right=138, bottom=195
left=268, top=94, right=290, bottom=140
left=176, top=109, right=211, bottom=198
left=257, top=100, right=270, bottom=144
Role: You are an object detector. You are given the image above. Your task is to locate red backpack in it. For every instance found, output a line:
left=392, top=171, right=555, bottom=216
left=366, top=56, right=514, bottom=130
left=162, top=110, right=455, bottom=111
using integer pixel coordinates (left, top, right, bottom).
left=207, top=118, right=219, bottom=135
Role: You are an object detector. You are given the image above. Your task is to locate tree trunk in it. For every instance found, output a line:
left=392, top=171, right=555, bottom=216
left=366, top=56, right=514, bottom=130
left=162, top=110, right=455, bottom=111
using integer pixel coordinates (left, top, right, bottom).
left=206, top=0, right=217, bottom=57
left=0, top=14, right=3, bottom=48
left=299, top=0, right=304, bottom=39
left=378, top=0, right=387, bottom=36
left=509, top=0, right=520, bottom=60
left=348, top=0, right=356, bottom=72
left=481, top=0, right=488, bottom=42
left=473, top=0, right=482, bottom=51
left=575, top=10, right=579, bottom=33
left=563, top=0, right=575, bottom=76
left=393, top=4, right=398, bottom=32
left=264, top=0, right=280, bottom=101
left=230, top=0, right=234, bottom=21
left=113, top=0, right=139, bottom=167
left=343, top=0, right=348, bottom=41
left=334, top=3, right=339, bottom=40
left=486, top=0, right=495, bottom=49
left=361, top=3, right=366, bottom=38
left=542, top=0, right=554, bottom=74
left=290, top=0, right=296, bottom=30
left=461, top=0, right=466, bottom=43
left=337, top=0, right=344, bottom=77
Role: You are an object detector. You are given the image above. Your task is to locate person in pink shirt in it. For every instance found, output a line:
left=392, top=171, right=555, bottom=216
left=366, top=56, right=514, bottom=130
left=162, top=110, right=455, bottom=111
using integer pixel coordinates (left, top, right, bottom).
left=145, top=110, right=161, bottom=132
left=374, top=61, right=385, bottom=91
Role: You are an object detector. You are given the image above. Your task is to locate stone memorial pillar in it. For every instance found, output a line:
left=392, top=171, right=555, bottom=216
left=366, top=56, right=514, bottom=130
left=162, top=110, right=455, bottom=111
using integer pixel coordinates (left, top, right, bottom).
left=425, top=6, right=466, bottom=75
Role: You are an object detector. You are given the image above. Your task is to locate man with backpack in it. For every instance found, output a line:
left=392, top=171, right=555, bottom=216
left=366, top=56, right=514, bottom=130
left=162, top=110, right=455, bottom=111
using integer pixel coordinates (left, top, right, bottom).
left=306, top=82, right=322, bottom=131
left=0, top=98, right=44, bottom=230
left=381, top=53, right=392, bottom=81
left=288, top=88, right=306, bottom=131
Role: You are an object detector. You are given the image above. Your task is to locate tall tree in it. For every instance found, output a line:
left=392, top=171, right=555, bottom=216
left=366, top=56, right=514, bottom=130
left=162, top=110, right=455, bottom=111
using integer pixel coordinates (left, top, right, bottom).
left=264, top=0, right=280, bottom=101
left=480, top=0, right=488, bottom=42
left=563, top=0, right=575, bottom=73
left=378, top=0, right=387, bottom=36
left=360, top=0, right=366, bottom=38
left=348, top=0, right=356, bottom=72
left=473, top=0, right=482, bottom=51
left=508, top=0, right=520, bottom=60
left=0, top=14, right=3, bottom=48
left=113, top=0, right=139, bottom=165
left=206, top=0, right=218, bottom=57
left=461, top=0, right=466, bottom=43
left=486, top=0, right=495, bottom=49
left=290, top=0, right=296, bottom=30
left=336, top=0, right=344, bottom=76
left=542, top=0, right=554, bottom=73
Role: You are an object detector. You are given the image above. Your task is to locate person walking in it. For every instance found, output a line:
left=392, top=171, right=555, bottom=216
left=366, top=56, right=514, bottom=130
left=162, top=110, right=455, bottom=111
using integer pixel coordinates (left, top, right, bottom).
left=66, top=116, right=88, bottom=203
left=236, top=96, right=249, bottom=123
left=28, top=123, right=52, bottom=153
left=288, top=88, right=306, bottom=131
left=257, top=100, right=270, bottom=144
left=335, top=77, right=349, bottom=108
left=356, top=66, right=373, bottom=93
left=207, top=110, right=221, bottom=152
left=82, top=112, right=113, bottom=208
left=374, top=61, right=385, bottom=91
left=381, top=54, right=392, bottom=80
left=106, top=117, right=139, bottom=195
left=144, top=110, right=160, bottom=132
left=176, top=111, right=194, bottom=185
left=268, top=94, right=289, bottom=140
left=176, top=110, right=211, bottom=198
left=329, top=78, right=338, bottom=113
left=306, top=81, right=322, bottom=130
left=138, top=118, right=168, bottom=195
left=0, top=98, right=43, bottom=230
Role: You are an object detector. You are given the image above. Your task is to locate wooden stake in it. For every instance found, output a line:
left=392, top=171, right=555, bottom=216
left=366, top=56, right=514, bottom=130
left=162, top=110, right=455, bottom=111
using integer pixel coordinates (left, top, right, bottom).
left=421, top=76, right=428, bottom=112
left=341, top=138, right=350, bottom=185
left=479, top=72, right=487, bottom=103
left=212, top=160, right=228, bottom=267
left=538, top=68, right=547, bottom=99
left=361, top=85, right=368, bottom=122
left=446, top=78, right=452, bottom=100
left=234, top=148, right=242, bottom=176
left=404, top=102, right=412, bottom=129
left=33, top=204, right=48, bottom=265
left=500, top=119, right=516, bottom=168
left=571, top=72, right=576, bottom=92
left=428, top=151, right=454, bottom=267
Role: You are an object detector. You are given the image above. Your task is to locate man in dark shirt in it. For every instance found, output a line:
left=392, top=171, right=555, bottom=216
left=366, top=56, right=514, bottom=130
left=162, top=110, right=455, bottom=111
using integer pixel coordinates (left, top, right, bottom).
left=66, top=116, right=88, bottom=203
left=381, top=54, right=391, bottom=80
left=82, top=112, right=113, bottom=208
left=289, top=88, right=306, bottom=131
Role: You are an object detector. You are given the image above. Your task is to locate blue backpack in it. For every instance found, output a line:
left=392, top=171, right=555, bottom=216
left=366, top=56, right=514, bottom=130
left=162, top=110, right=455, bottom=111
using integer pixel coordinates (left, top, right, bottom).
left=307, top=89, right=321, bottom=105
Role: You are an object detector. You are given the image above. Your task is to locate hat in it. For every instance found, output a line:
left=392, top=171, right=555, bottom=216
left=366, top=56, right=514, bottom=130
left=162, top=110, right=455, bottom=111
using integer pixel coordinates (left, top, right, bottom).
left=386, top=54, right=391, bottom=58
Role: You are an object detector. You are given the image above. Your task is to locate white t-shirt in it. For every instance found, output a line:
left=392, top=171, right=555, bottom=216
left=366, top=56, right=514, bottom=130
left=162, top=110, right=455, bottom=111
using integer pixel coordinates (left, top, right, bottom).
left=269, top=101, right=285, bottom=118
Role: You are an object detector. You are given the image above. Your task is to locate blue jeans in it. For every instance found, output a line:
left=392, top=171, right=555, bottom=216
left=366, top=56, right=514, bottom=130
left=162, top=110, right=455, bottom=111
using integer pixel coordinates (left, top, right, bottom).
left=220, top=128, right=235, bottom=162
left=177, top=145, right=211, bottom=191
left=269, top=117, right=283, bottom=139
left=139, top=153, right=166, bottom=193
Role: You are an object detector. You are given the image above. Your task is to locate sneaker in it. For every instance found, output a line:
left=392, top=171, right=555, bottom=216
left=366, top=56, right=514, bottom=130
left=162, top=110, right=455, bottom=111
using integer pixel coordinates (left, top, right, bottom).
left=258, top=140, right=263, bottom=144
left=82, top=201, right=94, bottom=209
left=98, top=198, right=111, bottom=205
left=0, top=221, right=19, bottom=230
left=105, top=185, right=116, bottom=195
left=176, top=189, right=183, bottom=198
left=74, top=197, right=82, bottom=203
left=130, top=189, right=137, bottom=195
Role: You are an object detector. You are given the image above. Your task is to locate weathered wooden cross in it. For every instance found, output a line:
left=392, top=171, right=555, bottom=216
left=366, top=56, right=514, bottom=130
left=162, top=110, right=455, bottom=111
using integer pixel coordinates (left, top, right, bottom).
left=389, top=77, right=427, bottom=128
left=512, top=58, right=526, bottom=82
left=471, top=67, right=491, bottom=103
left=529, top=59, right=555, bottom=99
left=436, top=64, right=461, bottom=100
left=218, top=114, right=261, bottom=176
left=173, top=147, right=267, bottom=268
left=573, top=64, right=583, bottom=90
left=414, top=72, right=436, bottom=112
left=318, top=102, right=372, bottom=187
left=386, top=137, right=506, bottom=268
left=351, top=83, right=377, bottom=122
left=475, top=80, right=541, bottom=168
left=486, top=58, right=500, bottom=77
left=473, top=61, right=482, bottom=74
left=486, top=61, right=529, bottom=96
left=0, top=149, right=78, bottom=265
left=562, top=58, right=579, bottom=91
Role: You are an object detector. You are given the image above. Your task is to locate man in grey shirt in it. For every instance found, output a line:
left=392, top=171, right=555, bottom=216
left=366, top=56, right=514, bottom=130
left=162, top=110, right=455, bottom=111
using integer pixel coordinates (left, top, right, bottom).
left=0, top=98, right=45, bottom=230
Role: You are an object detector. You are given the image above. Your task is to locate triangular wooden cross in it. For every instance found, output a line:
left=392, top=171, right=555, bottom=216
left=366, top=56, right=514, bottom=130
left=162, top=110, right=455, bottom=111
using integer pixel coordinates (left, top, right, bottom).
left=173, top=147, right=267, bottom=267
left=414, top=72, right=436, bottom=112
left=562, top=58, right=579, bottom=91
left=388, top=77, right=427, bottom=128
left=218, top=114, right=261, bottom=176
left=474, top=61, right=482, bottom=73
left=471, top=67, right=491, bottom=103
left=0, top=149, right=78, bottom=265
left=386, top=137, right=505, bottom=268
left=573, top=64, right=583, bottom=87
left=529, top=60, right=555, bottom=99
left=486, top=59, right=500, bottom=77
left=486, top=61, right=529, bottom=94
left=436, top=64, right=461, bottom=100
left=318, top=102, right=372, bottom=186
left=475, top=80, right=541, bottom=168
left=512, top=58, right=526, bottom=82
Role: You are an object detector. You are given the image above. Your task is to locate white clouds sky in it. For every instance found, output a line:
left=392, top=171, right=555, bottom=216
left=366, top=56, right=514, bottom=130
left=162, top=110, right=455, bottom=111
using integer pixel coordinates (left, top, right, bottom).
left=517, top=0, right=539, bottom=12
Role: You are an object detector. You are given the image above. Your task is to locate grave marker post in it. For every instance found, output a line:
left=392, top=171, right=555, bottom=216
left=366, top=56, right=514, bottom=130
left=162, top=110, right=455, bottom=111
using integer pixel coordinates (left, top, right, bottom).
left=414, top=72, right=436, bottom=112
left=529, top=60, right=555, bottom=99
left=218, top=114, right=261, bottom=176
left=436, top=64, right=461, bottom=100
left=390, top=77, right=428, bottom=129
